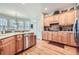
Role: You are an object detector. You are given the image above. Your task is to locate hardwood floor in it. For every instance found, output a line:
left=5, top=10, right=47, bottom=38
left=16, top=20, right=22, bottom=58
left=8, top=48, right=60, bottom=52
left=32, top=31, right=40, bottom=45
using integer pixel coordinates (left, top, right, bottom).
left=18, top=40, right=75, bottom=55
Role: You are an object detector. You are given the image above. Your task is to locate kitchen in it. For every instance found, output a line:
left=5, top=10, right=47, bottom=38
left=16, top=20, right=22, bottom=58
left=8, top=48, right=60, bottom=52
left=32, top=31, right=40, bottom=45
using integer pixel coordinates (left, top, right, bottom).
left=0, top=3, right=79, bottom=55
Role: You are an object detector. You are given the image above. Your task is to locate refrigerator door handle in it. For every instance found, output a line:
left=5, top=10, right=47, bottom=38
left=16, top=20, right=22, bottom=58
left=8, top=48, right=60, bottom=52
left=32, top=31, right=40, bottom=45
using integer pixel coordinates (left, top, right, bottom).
left=73, top=18, right=78, bottom=39
left=73, top=17, right=79, bottom=40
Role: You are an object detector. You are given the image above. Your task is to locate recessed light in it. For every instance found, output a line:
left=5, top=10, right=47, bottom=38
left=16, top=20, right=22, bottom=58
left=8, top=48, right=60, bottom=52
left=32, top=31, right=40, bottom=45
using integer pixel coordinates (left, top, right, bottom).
left=45, top=8, right=48, bottom=11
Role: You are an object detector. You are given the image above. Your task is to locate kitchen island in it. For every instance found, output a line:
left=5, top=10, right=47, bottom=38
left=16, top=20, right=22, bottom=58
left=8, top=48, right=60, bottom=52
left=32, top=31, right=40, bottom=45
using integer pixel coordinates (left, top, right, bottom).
left=0, top=31, right=36, bottom=55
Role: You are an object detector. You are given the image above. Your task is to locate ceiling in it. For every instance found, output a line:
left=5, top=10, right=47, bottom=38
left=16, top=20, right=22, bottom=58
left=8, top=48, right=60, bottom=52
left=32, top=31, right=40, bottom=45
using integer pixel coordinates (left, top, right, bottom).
left=0, top=3, right=76, bottom=20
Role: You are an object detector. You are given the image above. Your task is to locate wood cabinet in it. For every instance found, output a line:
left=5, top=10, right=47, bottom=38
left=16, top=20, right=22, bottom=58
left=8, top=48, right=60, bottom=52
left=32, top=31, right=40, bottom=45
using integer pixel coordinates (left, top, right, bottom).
left=42, top=31, right=48, bottom=40
left=52, top=32, right=58, bottom=42
left=48, top=31, right=53, bottom=41
left=58, top=31, right=62, bottom=43
left=59, top=10, right=75, bottom=26
left=0, top=36, right=16, bottom=55
left=44, top=10, right=77, bottom=26
left=0, top=41, right=1, bottom=54
left=50, top=16, right=53, bottom=24
left=67, top=32, right=78, bottom=47
left=67, top=10, right=75, bottom=25
left=60, top=31, right=68, bottom=44
left=59, top=13, right=65, bottom=25
left=44, top=17, right=50, bottom=26
left=16, top=34, right=24, bottom=53
left=32, top=35, right=36, bottom=46
left=53, top=14, right=59, bottom=23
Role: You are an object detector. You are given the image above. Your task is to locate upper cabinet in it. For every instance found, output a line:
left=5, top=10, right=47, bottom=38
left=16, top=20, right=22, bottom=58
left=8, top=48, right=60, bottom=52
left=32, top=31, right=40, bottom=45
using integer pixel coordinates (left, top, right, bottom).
left=67, top=10, right=75, bottom=25
left=44, top=16, right=50, bottom=26
left=59, top=13, right=65, bottom=25
left=44, top=10, right=78, bottom=27
left=59, top=10, right=75, bottom=26
left=53, top=14, right=59, bottom=23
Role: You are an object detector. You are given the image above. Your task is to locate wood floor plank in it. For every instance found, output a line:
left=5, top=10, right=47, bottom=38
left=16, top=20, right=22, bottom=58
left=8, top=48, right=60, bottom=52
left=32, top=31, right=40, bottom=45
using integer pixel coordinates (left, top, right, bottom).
left=18, top=40, right=73, bottom=55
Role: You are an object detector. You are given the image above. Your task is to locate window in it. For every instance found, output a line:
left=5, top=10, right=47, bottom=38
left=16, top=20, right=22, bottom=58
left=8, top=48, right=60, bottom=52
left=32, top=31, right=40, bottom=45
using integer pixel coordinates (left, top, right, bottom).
left=9, top=19, right=17, bottom=30
left=0, top=18, right=7, bottom=31
left=24, top=21, right=31, bottom=30
left=17, top=21, right=24, bottom=30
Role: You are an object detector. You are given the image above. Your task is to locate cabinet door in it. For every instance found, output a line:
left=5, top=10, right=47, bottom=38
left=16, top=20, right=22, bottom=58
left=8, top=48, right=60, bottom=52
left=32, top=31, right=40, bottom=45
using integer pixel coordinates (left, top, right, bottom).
left=1, top=36, right=16, bottom=55
left=67, top=11, right=75, bottom=25
left=67, top=32, right=77, bottom=47
left=48, top=32, right=53, bottom=41
left=61, top=31, right=68, bottom=44
left=59, top=13, right=65, bottom=25
left=53, top=15, right=59, bottom=23
left=44, top=17, right=50, bottom=26
left=16, top=35, right=23, bottom=53
left=52, top=32, right=58, bottom=42
left=64, top=12, right=68, bottom=25
left=9, top=38, right=16, bottom=55
left=50, top=16, right=54, bottom=24
left=1, top=38, right=11, bottom=55
left=58, top=31, right=62, bottom=43
left=32, top=35, right=36, bottom=46
left=1, top=43, right=9, bottom=55
left=42, top=31, right=48, bottom=40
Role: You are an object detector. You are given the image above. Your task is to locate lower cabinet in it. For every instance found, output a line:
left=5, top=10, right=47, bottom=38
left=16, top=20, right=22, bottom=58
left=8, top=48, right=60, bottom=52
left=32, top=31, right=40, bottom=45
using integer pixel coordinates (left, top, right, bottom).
left=60, top=31, right=68, bottom=44
left=0, top=40, right=1, bottom=54
left=42, top=31, right=48, bottom=40
left=16, top=34, right=24, bottom=53
left=28, top=33, right=36, bottom=48
left=0, top=33, right=36, bottom=55
left=52, top=32, right=58, bottom=42
left=0, top=36, right=16, bottom=55
left=67, top=32, right=78, bottom=47
left=48, top=32, right=53, bottom=41
left=58, top=31, right=62, bottom=43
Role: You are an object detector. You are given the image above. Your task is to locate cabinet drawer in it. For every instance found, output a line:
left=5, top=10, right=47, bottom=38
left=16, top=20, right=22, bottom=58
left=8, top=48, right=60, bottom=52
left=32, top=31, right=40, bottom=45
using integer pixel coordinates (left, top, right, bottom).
left=17, top=34, right=23, bottom=38
left=1, top=36, right=15, bottom=44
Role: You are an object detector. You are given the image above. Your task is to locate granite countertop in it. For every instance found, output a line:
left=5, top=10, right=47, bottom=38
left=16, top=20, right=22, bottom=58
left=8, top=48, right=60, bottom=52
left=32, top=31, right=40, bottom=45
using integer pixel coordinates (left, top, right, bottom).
left=0, top=30, right=34, bottom=39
